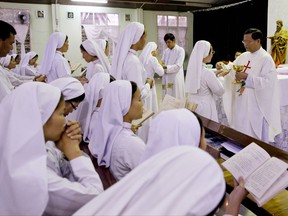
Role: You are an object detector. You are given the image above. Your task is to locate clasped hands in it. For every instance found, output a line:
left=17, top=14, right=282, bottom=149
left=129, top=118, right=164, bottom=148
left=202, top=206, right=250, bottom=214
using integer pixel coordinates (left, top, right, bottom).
left=56, top=120, right=83, bottom=160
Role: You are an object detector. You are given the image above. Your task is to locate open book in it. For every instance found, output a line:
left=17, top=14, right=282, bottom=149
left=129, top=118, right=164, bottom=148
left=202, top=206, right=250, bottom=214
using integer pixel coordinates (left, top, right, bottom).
left=222, top=142, right=288, bottom=207
left=159, top=94, right=198, bottom=112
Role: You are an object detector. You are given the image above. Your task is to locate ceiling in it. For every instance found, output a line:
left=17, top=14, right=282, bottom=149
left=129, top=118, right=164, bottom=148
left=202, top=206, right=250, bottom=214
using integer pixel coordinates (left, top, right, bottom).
left=1, top=0, right=248, bottom=12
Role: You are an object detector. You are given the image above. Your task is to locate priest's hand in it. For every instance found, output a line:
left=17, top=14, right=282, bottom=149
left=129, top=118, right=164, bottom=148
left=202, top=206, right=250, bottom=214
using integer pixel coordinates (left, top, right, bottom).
left=146, top=78, right=154, bottom=88
left=235, top=71, right=248, bottom=82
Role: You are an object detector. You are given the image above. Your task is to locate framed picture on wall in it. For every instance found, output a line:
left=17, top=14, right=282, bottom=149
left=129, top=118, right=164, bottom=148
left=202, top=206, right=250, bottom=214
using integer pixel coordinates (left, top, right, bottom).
left=36, top=10, right=45, bottom=18
left=67, top=12, right=74, bottom=19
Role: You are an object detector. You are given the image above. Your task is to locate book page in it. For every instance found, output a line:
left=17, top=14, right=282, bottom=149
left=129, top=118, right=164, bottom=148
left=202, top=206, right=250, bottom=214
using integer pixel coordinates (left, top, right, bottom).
left=245, top=157, right=288, bottom=199
left=251, top=170, right=288, bottom=207
left=132, top=109, right=154, bottom=126
left=159, top=94, right=186, bottom=112
left=222, top=143, right=270, bottom=180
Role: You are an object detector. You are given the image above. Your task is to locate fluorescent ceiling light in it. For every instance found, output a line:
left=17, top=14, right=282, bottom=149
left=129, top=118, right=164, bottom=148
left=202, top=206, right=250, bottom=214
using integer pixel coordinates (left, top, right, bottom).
left=71, top=0, right=107, bottom=3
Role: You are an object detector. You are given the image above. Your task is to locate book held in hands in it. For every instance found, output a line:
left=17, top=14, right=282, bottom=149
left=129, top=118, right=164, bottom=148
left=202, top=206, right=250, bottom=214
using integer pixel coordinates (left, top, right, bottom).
left=222, top=142, right=288, bottom=207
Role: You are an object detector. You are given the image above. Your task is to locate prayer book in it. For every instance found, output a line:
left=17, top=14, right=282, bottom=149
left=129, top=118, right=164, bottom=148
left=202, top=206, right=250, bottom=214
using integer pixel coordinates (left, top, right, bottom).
left=132, top=109, right=154, bottom=127
left=159, top=94, right=198, bottom=112
left=222, top=142, right=288, bottom=207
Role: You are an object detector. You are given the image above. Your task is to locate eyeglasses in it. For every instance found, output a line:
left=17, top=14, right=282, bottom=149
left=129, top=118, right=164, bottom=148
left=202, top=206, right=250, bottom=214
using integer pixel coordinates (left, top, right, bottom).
left=69, top=101, right=77, bottom=111
left=242, top=40, right=254, bottom=45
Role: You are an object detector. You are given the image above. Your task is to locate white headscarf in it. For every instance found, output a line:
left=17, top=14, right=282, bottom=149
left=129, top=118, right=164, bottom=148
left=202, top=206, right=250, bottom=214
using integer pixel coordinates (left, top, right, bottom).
left=19, top=51, right=38, bottom=75
left=95, top=39, right=107, bottom=52
left=0, top=82, right=61, bottom=215
left=0, top=55, right=11, bottom=67
left=89, top=80, right=132, bottom=167
left=110, top=22, right=144, bottom=79
left=73, top=146, right=226, bottom=216
left=40, top=32, right=67, bottom=76
left=139, top=42, right=157, bottom=66
left=49, top=77, right=85, bottom=101
left=141, top=108, right=201, bottom=162
left=82, top=73, right=110, bottom=142
left=185, top=40, right=211, bottom=94
left=20, top=51, right=37, bottom=68
left=82, top=39, right=111, bottom=74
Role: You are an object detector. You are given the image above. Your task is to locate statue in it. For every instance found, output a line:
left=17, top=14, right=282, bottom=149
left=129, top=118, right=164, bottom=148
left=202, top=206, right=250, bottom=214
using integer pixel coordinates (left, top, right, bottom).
left=268, top=20, right=288, bottom=67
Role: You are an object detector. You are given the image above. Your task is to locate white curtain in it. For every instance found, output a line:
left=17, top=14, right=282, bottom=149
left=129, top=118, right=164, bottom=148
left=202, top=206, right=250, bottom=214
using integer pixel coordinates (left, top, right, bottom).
left=82, top=24, right=119, bottom=57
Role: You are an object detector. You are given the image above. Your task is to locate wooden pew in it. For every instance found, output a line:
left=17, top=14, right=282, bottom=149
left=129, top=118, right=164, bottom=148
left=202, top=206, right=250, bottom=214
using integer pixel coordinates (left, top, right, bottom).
left=200, top=116, right=288, bottom=216
left=80, top=141, right=117, bottom=190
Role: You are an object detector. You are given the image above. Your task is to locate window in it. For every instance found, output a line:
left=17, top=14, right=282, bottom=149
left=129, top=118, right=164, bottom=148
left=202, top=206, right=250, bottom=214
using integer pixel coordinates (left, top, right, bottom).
left=157, top=15, right=187, bottom=57
left=81, top=13, right=119, bottom=56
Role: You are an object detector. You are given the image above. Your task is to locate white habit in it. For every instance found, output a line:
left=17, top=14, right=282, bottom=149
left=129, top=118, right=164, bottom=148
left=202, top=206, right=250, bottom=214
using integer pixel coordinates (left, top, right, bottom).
left=141, top=108, right=201, bottom=162
left=40, top=32, right=71, bottom=82
left=81, top=39, right=110, bottom=80
left=185, top=40, right=224, bottom=122
left=139, top=42, right=164, bottom=113
left=110, top=22, right=151, bottom=99
left=223, top=47, right=281, bottom=142
left=89, top=80, right=145, bottom=180
left=0, top=82, right=60, bottom=215
left=80, top=73, right=110, bottom=142
left=73, top=146, right=226, bottom=216
left=44, top=142, right=103, bottom=216
left=162, top=44, right=185, bottom=99
left=19, top=51, right=40, bottom=76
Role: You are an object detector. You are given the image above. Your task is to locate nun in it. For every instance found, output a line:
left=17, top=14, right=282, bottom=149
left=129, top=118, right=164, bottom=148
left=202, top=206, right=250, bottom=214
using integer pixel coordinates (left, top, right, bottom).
left=40, top=32, right=71, bottom=82
left=79, top=73, right=111, bottom=142
left=185, top=40, right=224, bottom=122
left=139, top=41, right=164, bottom=113
left=89, top=80, right=145, bottom=180
left=80, top=39, right=111, bottom=80
left=73, top=146, right=247, bottom=215
left=141, top=108, right=207, bottom=162
left=19, top=51, right=40, bottom=76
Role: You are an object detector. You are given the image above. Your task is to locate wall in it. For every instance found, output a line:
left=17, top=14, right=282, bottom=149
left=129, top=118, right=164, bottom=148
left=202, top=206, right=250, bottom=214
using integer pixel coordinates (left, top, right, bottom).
left=0, top=2, right=52, bottom=61
left=143, top=10, right=193, bottom=69
left=1, top=2, right=193, bottom=69
left=267, top=0, right=288, bottom=61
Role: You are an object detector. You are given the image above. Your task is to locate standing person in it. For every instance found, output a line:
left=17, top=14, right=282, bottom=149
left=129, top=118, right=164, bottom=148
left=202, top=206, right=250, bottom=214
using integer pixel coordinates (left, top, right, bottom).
left=40, top=32, right=71, bottom=82
left=139, top=42, right=164, bottom=113
left=141, top=109, right=207, bottom=162
left=73, top=146, right=248, bottom=216
left=80, top=39, right=110, bottom=80
left=185, top=40, right=224, bottom=122
left=161, top=33, right=185, bottom=99
left=89, top=80, right=145, bottom=181
left=223, top=28, right=281, bottom=143
left=110, top=22, right=153, bottom=99
left=268, top=20, right=288, bottom=67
